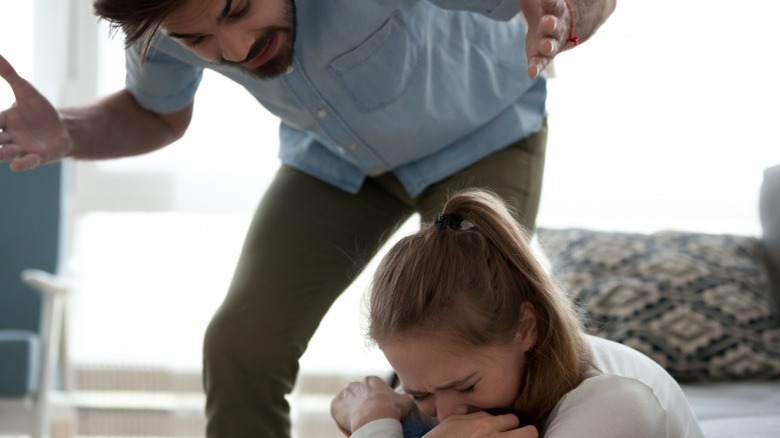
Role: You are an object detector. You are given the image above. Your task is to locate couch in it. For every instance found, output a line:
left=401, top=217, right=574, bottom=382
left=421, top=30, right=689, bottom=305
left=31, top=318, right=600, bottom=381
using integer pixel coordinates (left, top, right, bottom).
left=536, top=164, right=780, bottom=437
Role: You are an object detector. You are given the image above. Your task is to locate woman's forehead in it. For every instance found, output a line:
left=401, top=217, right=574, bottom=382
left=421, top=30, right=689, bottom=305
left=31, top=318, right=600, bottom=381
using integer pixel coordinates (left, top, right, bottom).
left=384, top=337, right=490, bottom=384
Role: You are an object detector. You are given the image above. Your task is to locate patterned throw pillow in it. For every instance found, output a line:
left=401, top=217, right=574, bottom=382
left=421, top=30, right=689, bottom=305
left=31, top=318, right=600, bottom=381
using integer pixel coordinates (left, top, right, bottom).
left=536, top=228, right=780, bottom=382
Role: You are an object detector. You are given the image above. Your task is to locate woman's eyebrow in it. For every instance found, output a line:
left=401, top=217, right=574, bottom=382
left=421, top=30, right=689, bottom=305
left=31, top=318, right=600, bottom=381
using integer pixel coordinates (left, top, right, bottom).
left=403, top=373, right=478, bottom=394
left=434, top=373, right=477, bottom=391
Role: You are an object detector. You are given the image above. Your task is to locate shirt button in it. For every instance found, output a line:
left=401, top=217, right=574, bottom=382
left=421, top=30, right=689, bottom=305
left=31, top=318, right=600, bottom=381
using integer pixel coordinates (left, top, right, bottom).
left=316, top=108, right=328, bottom=118
left=347, top=143, right=358, bottom=151
left=337, top=146, right=346, bottom=155
left=372, top=167, right=385, bottom=175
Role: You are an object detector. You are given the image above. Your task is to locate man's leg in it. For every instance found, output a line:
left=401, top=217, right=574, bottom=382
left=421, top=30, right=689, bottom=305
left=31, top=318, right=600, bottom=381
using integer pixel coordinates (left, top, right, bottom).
left=203, top=166, right=414, bottom=437
left=415, top=121, right=547, bottom=230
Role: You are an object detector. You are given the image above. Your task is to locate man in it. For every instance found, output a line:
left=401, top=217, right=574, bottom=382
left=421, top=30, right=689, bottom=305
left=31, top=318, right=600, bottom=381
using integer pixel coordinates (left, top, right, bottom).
left=0, top=0, right=616, bottom=436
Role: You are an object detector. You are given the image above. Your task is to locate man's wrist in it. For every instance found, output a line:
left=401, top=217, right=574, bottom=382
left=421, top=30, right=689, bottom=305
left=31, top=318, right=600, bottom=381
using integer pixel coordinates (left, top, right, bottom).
left=562, top=0, right=580, bottom=47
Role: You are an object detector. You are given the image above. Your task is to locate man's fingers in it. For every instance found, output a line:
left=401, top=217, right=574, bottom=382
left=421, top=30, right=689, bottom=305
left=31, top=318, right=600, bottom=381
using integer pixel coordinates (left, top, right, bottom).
left=0, top=143, right=22, bottom=161
left=527, top=55, right=551, bottom=78
left=0, top=53, right=35, bottom=101
left=10, top=153, right=41, bottom=172
left=540, top=15, right=558, bottom=35
left=0, top=53, right=23, bottom=85
left=540, top=38, right=558, bottom=56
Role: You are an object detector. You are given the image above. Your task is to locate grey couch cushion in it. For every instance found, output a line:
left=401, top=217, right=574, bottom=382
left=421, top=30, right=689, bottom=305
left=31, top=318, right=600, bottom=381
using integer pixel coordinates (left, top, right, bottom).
left=537, top=228, right=780, bottom=382
left=760, top=164, right=780, bottom=318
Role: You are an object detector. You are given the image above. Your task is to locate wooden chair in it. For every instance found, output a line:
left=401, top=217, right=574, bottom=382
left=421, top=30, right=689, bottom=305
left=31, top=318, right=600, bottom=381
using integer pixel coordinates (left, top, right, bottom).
left=0, top=269, right=76, bottom=438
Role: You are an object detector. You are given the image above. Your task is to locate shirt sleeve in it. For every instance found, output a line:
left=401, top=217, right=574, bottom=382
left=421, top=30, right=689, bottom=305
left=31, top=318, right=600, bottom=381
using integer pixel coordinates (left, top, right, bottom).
left=544, top=376, right=671, bottom=438
left=124, top=35, right=204, bottom=114
left=350, top=418, right=404, bottom=438
left=425, top=0, right=520, bottom=21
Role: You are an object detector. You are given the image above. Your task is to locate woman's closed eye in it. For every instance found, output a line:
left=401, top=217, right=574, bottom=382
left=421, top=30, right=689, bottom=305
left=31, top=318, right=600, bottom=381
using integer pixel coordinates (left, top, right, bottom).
left=408, top=384, right=475, bottom=401
left=410, top=392, right=430, bottom=401
left=458, top=384, right=476, bottom=394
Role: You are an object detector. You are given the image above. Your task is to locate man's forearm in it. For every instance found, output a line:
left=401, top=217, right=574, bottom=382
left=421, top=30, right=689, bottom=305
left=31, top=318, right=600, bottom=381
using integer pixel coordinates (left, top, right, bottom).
left=60, top=89, right=191, bottom=160
left=568, top=0, right=616, bottom=44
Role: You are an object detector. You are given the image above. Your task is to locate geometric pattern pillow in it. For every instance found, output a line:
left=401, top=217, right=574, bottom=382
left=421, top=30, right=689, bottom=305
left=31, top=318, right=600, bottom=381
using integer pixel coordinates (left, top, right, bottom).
left=536, top=228, right=780, bottom=382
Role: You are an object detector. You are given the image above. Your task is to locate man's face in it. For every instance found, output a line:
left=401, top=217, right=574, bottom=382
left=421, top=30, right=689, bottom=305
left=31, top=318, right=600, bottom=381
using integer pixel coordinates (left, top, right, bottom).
left=163, top=0, right=296, bottom=79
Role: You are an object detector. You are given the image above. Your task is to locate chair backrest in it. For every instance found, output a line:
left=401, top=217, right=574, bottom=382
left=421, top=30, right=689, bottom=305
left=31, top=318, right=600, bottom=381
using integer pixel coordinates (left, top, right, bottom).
left=0, top=163, right=62, bottom=332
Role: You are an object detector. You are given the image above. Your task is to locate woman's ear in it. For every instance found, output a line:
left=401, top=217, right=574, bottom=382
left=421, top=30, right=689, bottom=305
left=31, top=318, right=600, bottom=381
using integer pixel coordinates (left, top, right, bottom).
left=517, top=302, right=538, bottom=352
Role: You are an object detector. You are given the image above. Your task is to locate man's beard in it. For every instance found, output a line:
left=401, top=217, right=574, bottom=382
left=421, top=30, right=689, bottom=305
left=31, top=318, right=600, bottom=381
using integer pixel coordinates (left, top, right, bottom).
left=227, top=0, right=297, bottom=79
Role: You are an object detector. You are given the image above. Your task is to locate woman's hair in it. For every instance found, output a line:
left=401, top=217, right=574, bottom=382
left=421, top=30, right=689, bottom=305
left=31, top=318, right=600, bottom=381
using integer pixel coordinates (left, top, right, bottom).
left=368, top=189, right=587, bottom=428
left=93, top=0, right=188, bottom=58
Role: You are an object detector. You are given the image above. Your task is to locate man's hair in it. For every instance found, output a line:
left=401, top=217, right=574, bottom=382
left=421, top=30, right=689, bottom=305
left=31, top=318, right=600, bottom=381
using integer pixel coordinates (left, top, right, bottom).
left=93, top=0, right=187, bottom=58
left=368, top=189, right=587, bottom=428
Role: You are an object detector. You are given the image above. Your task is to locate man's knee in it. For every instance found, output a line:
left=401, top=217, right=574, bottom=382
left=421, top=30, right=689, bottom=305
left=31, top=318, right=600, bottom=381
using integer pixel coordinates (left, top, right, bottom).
left=203, top=308, right=301, bottom=380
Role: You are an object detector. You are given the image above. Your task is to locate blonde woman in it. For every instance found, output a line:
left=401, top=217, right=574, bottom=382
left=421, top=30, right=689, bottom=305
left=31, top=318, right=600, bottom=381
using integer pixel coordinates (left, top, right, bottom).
left=331, top=190, right=703, bottom=437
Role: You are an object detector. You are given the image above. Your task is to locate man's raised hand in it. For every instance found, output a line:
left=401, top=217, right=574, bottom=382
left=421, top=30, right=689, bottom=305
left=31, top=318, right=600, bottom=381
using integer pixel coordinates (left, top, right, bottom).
left=0, top=54, right=72, bottom=171
left=518, top=0, right=574, bottom=78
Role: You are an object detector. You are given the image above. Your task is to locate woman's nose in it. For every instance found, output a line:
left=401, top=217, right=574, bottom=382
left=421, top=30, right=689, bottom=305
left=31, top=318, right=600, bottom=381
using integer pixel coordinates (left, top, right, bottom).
left=435, top=397, right=469, bottom=421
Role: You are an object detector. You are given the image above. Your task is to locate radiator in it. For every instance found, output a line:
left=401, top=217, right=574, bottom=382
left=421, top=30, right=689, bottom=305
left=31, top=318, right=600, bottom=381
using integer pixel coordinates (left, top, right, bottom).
left=74, top=365, right=206, bottom=437
left=72, top=365, right=355, bottom=437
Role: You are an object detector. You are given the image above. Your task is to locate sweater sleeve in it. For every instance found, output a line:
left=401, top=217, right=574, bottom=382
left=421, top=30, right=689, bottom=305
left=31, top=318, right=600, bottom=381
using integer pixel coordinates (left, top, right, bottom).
left=350, top=418, right=404, bottom=438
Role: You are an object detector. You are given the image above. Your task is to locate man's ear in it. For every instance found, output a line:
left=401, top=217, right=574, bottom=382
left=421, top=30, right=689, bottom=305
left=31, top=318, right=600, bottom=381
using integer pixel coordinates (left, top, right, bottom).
left=517, top=302, right=538, bottom=352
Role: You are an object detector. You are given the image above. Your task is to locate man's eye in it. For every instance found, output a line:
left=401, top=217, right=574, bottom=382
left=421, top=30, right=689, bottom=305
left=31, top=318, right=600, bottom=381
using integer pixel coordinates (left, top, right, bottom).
left=411, top=393, right=429, bottom=401
left=229, top=2, right=251, bottom=19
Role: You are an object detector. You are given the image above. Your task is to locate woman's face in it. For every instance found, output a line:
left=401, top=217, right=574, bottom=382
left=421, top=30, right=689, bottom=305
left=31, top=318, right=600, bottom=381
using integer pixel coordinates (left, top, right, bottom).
left=381, top=319, right=536, bottom=422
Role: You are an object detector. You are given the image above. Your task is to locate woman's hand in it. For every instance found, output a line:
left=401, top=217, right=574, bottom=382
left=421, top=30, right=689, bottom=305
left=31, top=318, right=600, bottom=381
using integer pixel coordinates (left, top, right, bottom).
left=426, top=412, right=539, bottom=438
left=331, top=375, right=418, bottom=435
left=0, top=54, right=73, bottom=171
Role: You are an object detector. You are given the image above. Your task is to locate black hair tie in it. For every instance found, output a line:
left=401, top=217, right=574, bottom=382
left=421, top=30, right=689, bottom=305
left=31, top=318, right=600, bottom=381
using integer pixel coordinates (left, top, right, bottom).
left=435, top=213, right=465, bottom=230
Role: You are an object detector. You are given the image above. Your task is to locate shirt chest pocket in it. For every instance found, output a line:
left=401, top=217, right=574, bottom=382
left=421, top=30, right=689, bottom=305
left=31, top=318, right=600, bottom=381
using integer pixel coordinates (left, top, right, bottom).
left=327, top=12, right=419, bottom=113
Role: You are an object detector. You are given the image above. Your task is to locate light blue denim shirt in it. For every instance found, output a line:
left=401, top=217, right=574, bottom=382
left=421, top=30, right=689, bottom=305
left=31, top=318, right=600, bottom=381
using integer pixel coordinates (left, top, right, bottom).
left=126, top=0, right=546, bottom=197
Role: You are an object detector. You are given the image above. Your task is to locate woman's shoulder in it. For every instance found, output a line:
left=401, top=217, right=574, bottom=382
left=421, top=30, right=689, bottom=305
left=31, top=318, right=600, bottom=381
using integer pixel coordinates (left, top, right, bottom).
left=540, top=335, right=704, bottom=437
left=546, top=373, right=704, bottom=437
left=584, top=334, right=671, bottom=378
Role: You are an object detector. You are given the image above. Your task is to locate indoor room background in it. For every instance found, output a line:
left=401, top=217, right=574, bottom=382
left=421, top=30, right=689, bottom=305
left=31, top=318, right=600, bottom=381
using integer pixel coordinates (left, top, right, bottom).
left=1, top=0, right=778, bottom=436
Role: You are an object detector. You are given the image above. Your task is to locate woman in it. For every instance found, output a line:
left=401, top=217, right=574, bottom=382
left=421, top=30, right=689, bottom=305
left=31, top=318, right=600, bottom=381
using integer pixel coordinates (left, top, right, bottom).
left=331, top=190, right=703, bottom=437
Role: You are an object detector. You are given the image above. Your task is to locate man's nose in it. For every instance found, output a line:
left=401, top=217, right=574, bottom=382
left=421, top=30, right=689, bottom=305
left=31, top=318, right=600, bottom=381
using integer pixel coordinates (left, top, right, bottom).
left=219, top=31, right=253, bottom=63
